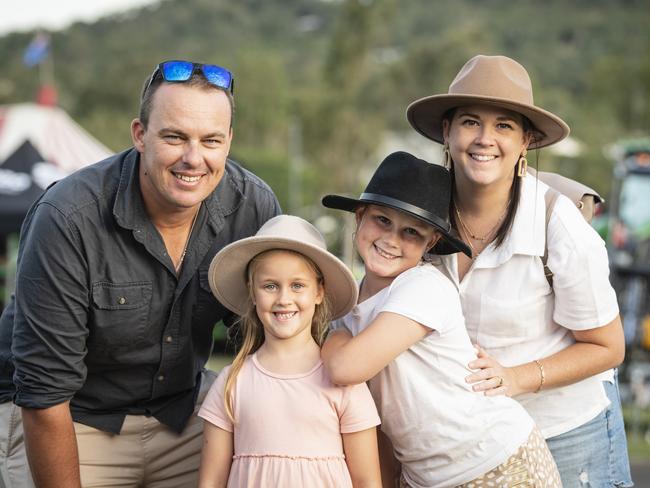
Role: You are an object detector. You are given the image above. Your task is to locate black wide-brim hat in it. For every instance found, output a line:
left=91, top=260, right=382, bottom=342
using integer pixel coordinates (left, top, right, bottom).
left=322, top=151, right=471, bottom=258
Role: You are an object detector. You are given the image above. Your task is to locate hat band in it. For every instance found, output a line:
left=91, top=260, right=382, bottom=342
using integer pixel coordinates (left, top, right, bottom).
left=359, top=193, right=451, bottom=232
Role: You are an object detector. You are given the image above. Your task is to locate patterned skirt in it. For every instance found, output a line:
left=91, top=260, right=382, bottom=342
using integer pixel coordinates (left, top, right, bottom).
left=399, top=426, right=562, bottom=488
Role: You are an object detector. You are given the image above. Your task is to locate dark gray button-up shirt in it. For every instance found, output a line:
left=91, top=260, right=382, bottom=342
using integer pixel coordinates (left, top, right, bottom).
left=0, top=148, right=280, bottom=433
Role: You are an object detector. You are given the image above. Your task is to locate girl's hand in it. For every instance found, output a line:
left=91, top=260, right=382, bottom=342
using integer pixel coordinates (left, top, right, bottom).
left=465, top=345, right=518, bottom=397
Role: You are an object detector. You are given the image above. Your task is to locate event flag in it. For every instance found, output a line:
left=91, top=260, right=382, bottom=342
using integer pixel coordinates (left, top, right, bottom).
left=23, top=33, right=50, bottom=67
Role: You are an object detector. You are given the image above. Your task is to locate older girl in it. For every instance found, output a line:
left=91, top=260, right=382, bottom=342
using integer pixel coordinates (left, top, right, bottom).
left=322, top=152, right=560, bottom=487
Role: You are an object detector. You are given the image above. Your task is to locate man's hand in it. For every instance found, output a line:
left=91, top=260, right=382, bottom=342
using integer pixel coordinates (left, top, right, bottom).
left=22, top=401, right=81, bottom=488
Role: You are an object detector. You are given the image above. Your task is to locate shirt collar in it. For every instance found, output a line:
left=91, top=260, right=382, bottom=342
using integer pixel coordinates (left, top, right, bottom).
left=113, top=149, right=147, bottom=232
left=475, top=174, right=548, bottom=268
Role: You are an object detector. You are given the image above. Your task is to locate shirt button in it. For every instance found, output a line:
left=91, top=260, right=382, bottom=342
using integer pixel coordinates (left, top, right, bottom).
left=165, top=336, right=173, bottom=343
left=118, top=297, right=127, bottom=305
left=157, top=375, right=165, bottom=381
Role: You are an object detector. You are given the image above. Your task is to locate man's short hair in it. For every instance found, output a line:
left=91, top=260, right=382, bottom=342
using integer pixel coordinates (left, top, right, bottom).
left=138, top=70, right=235, bottom=128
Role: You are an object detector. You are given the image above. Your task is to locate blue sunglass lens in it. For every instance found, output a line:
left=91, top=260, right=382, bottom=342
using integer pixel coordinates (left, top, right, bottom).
left=161, top=61, right=194, bottom=81
left=201, top=65, right=232, bottom=91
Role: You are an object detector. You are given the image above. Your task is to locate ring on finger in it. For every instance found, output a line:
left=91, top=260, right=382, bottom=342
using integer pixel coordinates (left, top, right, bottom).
left=494, top=376, right=503, bottom=387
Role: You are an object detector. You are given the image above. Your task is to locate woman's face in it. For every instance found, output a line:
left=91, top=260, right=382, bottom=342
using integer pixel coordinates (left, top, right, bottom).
left=442, top=104, right=531, bottom=189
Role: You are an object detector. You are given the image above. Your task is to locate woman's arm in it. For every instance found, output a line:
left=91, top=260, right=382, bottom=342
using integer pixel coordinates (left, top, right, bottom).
left=342, top=427, right=382, bottom=487
left=466, top=315, right=624, bottom=396
left=322, top=312, right=429, bottom=385
left=198, top=422, right=233, bottom=488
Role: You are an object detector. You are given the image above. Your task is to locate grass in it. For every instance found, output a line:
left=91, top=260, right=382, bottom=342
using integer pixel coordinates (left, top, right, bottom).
left=627, top=434, right=650, bottom=463
left=624, top=405, right=650, bottom=463
left=206, top=353, right=233, bottom=373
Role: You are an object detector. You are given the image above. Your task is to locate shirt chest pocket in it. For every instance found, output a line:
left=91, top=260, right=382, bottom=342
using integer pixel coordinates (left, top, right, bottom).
left=478, top=293, right=552, bottom=349
left=90, top=281, right=153, bottom=349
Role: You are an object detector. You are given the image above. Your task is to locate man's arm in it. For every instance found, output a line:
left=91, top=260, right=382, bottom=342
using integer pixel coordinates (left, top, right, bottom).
left=22, top=402, right=81, bottom=488
left=256, top=183, right=282, bottom=222
left=12, top=203, right=90, bottom=484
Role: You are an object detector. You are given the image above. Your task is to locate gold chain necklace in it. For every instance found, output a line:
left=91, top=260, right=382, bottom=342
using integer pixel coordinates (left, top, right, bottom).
left=455, top=203, right=509, bottom=259
left=174, top=206, right=200, bottom=274
left=457, top=224, right=478, bottom=258
left=455, top=204, right=509, bottom=241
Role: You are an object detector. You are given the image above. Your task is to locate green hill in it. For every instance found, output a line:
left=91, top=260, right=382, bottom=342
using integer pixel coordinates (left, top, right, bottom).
left=0, top=0, right=648, bottom=208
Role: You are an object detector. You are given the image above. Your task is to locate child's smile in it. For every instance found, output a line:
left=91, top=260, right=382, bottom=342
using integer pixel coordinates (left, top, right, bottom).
left=355, top=205, right=438, bottom=290
left=372, top=243, right=400, bottom=260
left=251, top=250, right=324, bottom=344
left=272, top=311, right=298, bottom=321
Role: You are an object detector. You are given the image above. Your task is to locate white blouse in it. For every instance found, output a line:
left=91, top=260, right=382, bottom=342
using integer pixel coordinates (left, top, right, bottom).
left=433, top=174, right=619, bottom=438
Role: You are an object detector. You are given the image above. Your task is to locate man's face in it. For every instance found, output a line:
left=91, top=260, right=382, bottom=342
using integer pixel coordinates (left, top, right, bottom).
left=131, top=83, right=233, bottom=217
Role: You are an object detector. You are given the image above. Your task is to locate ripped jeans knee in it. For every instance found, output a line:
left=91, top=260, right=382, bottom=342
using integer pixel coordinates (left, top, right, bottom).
left=546, top=410, right=611, bottom=487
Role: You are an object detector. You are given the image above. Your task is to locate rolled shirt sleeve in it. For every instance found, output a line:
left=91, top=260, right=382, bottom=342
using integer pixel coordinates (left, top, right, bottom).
left=12, top=201, right=89, bottom=408
left=547, top=196, right=619, bottom=330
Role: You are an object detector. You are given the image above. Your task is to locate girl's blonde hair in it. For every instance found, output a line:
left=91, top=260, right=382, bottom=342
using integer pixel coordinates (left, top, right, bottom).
left=223, top=249, right=332, bottom=423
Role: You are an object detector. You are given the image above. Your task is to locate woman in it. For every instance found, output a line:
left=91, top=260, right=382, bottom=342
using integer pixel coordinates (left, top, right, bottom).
left=406, top=55, right=632, bottom=487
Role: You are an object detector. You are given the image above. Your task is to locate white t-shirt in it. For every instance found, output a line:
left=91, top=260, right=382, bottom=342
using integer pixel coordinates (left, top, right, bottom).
left=432, top=174, right=618, bottom=438
left=333, top=265, right=534, bottom=488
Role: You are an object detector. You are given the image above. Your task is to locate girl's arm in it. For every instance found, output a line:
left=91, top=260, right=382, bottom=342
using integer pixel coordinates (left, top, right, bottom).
left=322, top=312, right=429, bottom=385
left=342, top=427, right=382, bottom=487
left=378, top=429, right=400, bottom=488
left=198, top=422, right=233, bottom=488
left=466, top=315, right=624, bottom=396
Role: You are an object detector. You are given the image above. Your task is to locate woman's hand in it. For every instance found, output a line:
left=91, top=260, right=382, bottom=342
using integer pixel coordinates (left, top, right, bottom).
left=465, top=345, right=518, bottom=397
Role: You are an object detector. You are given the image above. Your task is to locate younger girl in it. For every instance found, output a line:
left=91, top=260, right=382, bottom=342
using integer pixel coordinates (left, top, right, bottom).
left=197, top=215, right=382, bottom=488
left=322, top=152, right=560, bottom=488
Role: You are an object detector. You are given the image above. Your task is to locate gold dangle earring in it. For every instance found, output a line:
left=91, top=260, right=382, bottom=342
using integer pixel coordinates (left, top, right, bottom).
left=442, top=142, right=451, bottom=170
left=517, top=149, right=528, bottom=177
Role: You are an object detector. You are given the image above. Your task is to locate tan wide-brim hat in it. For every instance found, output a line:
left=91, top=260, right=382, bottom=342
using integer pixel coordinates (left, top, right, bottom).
left=406, top=55, right=570, bottom=149
left=208, top=215, right=358, bottom=320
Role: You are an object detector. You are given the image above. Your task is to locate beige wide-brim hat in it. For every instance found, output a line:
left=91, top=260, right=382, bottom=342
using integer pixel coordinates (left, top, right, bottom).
left=406, top=55, right=570, bottom=149
left=208, top=215, right=358, bottom=320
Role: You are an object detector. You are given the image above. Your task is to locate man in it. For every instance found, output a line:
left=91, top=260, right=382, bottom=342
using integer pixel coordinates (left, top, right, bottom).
left=0, top=60, right=280, bottom=487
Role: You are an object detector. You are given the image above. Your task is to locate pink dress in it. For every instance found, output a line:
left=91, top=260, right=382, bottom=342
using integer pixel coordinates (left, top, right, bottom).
left=198, top=353, right=380, bottom=487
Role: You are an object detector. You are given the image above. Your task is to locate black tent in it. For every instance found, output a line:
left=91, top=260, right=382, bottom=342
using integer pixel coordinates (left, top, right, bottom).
left=0, top=103, right=111, bottom=235
left=0, top=140, right=51, bottom=235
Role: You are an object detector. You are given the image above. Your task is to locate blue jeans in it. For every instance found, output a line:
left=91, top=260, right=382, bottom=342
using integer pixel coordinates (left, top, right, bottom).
left=546, top=373, right=633, bottom=487
left=603, top=373, right=633, bottom=487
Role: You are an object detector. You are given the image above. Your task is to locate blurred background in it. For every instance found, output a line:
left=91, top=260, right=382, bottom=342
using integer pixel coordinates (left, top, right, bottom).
left=0, top=0, right=648, bottom=480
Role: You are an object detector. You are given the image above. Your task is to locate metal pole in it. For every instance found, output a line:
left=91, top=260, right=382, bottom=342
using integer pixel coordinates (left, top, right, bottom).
left=288, top=117, right=304, bottom=215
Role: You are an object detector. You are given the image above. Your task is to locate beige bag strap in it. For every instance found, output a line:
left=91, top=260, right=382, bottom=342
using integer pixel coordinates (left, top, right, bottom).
left=530, top=168, right=603, bottom=223
left=542, top=188, right=561, bottom=288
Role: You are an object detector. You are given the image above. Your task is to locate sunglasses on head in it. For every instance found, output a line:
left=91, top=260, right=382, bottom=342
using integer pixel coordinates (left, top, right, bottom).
left=144, top=60, right=234, bottom=97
